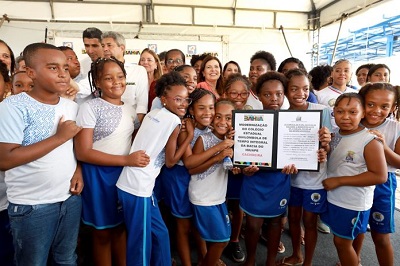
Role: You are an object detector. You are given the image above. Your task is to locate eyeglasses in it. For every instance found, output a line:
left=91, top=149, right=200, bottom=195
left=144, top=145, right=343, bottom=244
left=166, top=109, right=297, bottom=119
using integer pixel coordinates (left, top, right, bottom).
left=168, top=96, right=192, bottom=105
left=228, top=91, right=249, bottom=98
left=166, top=59, right=183, bottom=65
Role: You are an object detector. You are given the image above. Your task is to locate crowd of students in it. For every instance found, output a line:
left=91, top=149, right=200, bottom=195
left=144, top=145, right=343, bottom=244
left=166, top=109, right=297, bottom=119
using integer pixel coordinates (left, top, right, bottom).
left=0, top=26, right=398, bottom=266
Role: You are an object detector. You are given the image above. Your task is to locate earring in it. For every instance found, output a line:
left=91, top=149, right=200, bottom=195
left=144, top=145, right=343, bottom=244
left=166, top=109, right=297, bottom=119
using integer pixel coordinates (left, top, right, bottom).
left=163, top=103, right=166, bottom=106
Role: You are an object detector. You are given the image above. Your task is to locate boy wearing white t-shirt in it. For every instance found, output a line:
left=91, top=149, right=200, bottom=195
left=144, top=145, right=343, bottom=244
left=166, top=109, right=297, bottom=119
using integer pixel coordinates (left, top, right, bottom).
left=0, top=43, right=83, bottom=265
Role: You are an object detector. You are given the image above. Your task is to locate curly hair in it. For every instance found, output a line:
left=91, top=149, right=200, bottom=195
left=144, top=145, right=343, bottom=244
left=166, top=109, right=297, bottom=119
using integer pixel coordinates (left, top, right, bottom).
left=250, top=51, right=277, bottom=71
left=255, top=71, right=287, bottom=95
left=309, top=64, right=332, bottom=91
left=223, top=73, right=251, bottom=94
left=154, top=71, right=187, bottom=97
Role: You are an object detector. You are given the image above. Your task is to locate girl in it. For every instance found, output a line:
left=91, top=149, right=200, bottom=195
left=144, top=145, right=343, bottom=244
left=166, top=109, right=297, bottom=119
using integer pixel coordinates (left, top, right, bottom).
left=74, top=57, right=151, bottom=266
left=315, top=59, right=356, bottom=128
left=277, top=69, right=331, bottom=266
left=196, top=55, right=224, bottom=99
left=11, top=71, right=34, bottom=95
left=139, top=48, right=163, bottom=111
left=175, top=64, right=197, bottom=94
left=321, top=93, right=387, bottom=266
left=161, top=88, right=215, bottom=266
left=355, top=64, right=374, bottom=87
left=240, top=72, right=297, bottom=266
left=367, top=64, right=391, bottom=83
left=223, top=73, right=256, bottom=263
left=187, top=100, right=238, bottom=265
left=222, top=61, right=241, bottom=81
left=359, top=83, right=400, bottom=266
left=116, top=72, right=194, bottom=265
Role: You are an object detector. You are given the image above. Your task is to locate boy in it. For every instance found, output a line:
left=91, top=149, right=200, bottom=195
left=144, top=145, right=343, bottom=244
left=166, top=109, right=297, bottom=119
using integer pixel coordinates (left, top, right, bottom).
left=0, top=43, right=83, bottom=265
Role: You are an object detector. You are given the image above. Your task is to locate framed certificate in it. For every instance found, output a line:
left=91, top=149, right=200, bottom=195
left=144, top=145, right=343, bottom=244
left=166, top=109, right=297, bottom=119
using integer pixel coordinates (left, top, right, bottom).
left=232, top=110, right=322, bottom=171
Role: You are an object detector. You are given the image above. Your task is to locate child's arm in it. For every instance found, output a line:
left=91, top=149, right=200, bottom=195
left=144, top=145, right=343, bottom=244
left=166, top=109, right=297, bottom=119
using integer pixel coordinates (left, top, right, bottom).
left=164, top=121, right=194, bottom=168
left=322, top=139, right=387, bottom=190
left=369, top=129, right=400, bottom=168
left=0, top=116, right=81, bottom=171
left=74, top=128, right=150, bottom=167
left=70, top=162, right=84, bottom=195
left=188, top=145, right=233, bottom=175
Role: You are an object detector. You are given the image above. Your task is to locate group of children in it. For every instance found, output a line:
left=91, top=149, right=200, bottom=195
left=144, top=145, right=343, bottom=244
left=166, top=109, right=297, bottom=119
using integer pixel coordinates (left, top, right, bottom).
left=0, top=37, right=398, bottom=266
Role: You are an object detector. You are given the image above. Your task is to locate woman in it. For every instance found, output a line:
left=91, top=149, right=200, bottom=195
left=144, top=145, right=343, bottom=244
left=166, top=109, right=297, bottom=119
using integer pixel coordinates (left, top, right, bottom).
left=139, top=48, right=162, bottom=111
left=196, top=55, right=224, bottom=99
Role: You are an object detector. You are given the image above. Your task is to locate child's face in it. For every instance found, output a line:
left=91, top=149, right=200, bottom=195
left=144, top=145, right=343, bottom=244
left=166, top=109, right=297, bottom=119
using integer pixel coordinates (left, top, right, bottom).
left=225, top=80, right=249, bottom=110
left=257, top=80, right=284, bottom=110
left=369, top=67, right=390, bottom=83
left=249, top=59, right=269, bottom=86
left=162, top=85, right=189, bottom=118
left=193, top=60, right=202, bottom=76
left=223, top=63, right=239, bottom=80
left=286, top=75, right=310, bottom=110
left=212, top=103, right=234, bottom=139
left=281, top=62, right=299, bottom=74
left=190, top=94, right=215, bottom=129
left=179, top=67, right=197, bottom=94
left=12, top=72, right=34, bottom=94
left=26, top=49, right=70, bottom=95
left=62, top=49, right=81, bottom=79
left=334, top=97, right=364, bottom=134
left=331, top=61, right=352, bottom=87
left=356, top=68, right=369, bottom=86
left=202, top=59, right=221, bottom=83
left=96, top=62, right=126, bottom=104
left=363, top=89, right=395, bottom=128
left=0, top=42, right=12, bottom=71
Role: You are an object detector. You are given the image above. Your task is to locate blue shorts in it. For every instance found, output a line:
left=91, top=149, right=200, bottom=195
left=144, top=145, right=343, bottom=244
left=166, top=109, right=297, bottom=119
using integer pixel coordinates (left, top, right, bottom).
left=160, top=164, right=192, bottom=218
left=226, top=172, right=243, bottom=199
left=192, top=203, right=231, bottom=242
left=117, top=189, right=171, bottom=266
left=240, top=171, right=290, bottom=218
left=153, top=167, right=164, bottom=201
left=81, top=163, right=124, bottom=229
left=320, top=202, right=370, bottom=240
left=0, top=210, right=14, bottom=266
left=369, top=172, right=397, bottom=233
left=289, top=187, right=327, bottom=213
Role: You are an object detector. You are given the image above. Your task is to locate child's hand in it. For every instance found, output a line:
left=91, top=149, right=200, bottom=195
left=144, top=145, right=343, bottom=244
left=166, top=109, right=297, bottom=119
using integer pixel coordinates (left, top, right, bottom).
left=369, top=129, right=386, bottom=146
left=55, top=116, right=82, bottom=142
left=127, top=150, right=150, bottom=167
left=322, top=177, right=340, bottom=191
left=226, top=127, right=235, bottom=140
left=70, top=165, right=84, bottom=195
left=231, top=167, right=242, bottom=175
left=317, top=148, right=327, bottom=162
left=219, top=148, right=233, bottom=161
left=183, top=118, right=194, bottom=136
left=242, top=164, right=259, bottom=176
left=220, top=139, right=234, bottom=150
left=319, top=127, right=331, bottom=149
left=281, top=164, right=298, bottom=175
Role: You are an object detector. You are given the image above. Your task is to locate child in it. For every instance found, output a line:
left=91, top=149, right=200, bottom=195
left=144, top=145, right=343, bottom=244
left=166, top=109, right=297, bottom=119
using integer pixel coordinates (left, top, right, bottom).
left=277, top=69, right=331, bottom=266
left=321, top=93, right=387, bottom=266
left=188, top=100, right=238, bottom=266
left=315, top=59, right=357, bottom=128
left=175, top=64, right=197, bottom=94
left=0, top=59, right=13, bottom=266
left=161, top=88, right=215, bottom=266
left=240, top=72, right=297, bottom=266
left=366, top=63, right=390, bottom=83
left=359, top=83, right=400, bottom=266
left=74, top=57, right=150, bottom=266
left=0, top=43, right=83, bottom=265
left=223, top=73, right=254, bottom=263
left=116, top=72, right=194, bottom=265
left=11, top=71, right=34, bottom=94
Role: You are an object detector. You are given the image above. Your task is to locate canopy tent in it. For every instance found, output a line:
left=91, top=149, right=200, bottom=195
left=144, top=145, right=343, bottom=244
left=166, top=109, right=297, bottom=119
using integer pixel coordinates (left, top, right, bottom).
left=0, top=0, right=398, bottom=82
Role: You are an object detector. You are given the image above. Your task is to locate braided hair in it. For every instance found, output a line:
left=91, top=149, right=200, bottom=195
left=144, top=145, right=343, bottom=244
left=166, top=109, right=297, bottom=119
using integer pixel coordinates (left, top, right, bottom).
left=89, top=56, right=126, bottom=97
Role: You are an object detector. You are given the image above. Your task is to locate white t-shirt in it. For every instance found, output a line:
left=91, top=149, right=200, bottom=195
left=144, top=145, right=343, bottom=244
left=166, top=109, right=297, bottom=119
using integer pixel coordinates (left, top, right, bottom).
left=327, top=128, right=376, bottom=211
left=365, top=119, right=400, bottom=173
left=246, top=91, right=263, bottom=110
left=315, top=86, right=357, bottom=129
left=79, top=56, right=92, bottom=76
left=124, top=63, right=149, bottom=115
left=76, top=98, right=137, bottom=155
left=291, top=102, right=332, bottom=189
left=0, top=93, right=78, bottom=205
left=117, top=108, right=181, bottom=197
left=189, top=132, right=228, bottom=206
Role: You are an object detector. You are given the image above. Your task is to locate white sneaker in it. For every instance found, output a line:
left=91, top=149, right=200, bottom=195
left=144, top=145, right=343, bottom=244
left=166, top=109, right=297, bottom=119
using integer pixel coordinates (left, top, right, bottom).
left=317, top=216, right=330, bottom=234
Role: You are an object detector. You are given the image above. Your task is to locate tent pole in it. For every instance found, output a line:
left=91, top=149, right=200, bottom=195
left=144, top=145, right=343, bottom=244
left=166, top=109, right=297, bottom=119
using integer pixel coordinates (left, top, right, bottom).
left=279, top=25, right=293, bottom=57
left=330, top=13, right=348, bottom=65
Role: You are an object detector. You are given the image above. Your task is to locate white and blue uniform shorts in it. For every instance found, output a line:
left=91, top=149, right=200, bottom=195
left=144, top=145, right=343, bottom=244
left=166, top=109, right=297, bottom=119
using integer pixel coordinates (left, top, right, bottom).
left=289, top=187, right=327, bottom=214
